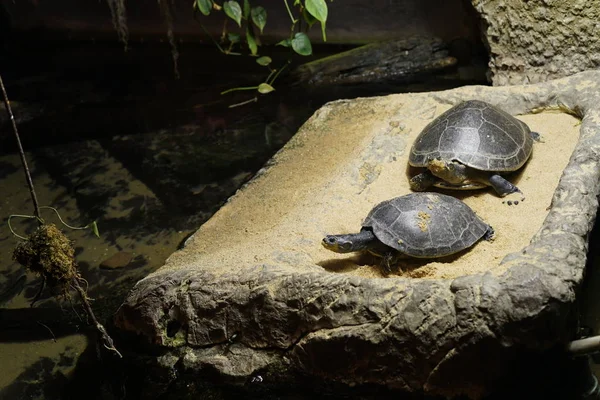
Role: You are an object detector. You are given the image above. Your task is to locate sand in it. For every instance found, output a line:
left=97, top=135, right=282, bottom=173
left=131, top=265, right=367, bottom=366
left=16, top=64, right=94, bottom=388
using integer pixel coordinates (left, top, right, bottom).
left=165, top=97, right=581, bottom=281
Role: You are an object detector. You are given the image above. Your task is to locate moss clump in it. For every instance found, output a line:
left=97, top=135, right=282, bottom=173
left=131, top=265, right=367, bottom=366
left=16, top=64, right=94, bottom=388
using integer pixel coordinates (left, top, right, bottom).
left=13, top=223, right=79, bottom=296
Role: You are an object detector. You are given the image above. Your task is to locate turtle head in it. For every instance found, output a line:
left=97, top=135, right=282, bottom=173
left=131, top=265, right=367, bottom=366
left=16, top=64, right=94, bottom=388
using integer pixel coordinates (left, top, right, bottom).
left=322, top=230, right=377, bottom=253
left=428, top=159, right=469, bottom=185
left=322, top=234, right=355, bottom=253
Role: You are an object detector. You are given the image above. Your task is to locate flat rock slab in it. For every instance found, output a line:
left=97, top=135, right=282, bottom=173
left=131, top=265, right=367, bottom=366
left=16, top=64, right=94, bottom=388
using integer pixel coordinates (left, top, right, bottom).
left=115, top=71, right=600, bottom=399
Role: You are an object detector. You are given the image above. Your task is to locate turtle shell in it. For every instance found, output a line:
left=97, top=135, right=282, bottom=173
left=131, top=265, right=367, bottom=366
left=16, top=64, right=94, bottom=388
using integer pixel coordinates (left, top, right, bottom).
left=409, top=100, right=533, bottom=172
left=362, top=192, right=490, bottom=258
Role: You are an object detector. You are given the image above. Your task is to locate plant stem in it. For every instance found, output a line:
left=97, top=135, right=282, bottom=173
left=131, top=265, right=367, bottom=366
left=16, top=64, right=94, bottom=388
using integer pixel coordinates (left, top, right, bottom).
left=7, top=214, right=38, bottom=240
left=0, top=74, right=42, bottom=222
left=267, top=61, right=290, bottom=85
left=228, top=97, right=258, bottom=108
left=193, top=12, right=225, bottom=54
left=283, top=0, right=296, bottom=24
left=221, top=85, right=259, bottom=95
left=284, top=0, right=299, bottom=45
left=38, top=206, right=91, bottom=230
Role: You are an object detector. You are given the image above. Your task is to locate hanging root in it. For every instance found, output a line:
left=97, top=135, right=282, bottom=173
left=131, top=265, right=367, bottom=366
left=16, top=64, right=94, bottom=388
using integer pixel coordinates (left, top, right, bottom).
left=13, top=223, right=122, bottom=358
left=105, top=0, right=180, bottom=77
left=107, top=0, right=129, bottom=51
left=72, top=276, right=123, bottom=358
left=158, top=0, right=180, bottom=78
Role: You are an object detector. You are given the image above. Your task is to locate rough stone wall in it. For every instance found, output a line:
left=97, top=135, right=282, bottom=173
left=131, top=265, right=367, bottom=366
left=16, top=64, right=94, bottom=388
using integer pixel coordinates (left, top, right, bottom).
left=473, top=0, right=600, bottom=85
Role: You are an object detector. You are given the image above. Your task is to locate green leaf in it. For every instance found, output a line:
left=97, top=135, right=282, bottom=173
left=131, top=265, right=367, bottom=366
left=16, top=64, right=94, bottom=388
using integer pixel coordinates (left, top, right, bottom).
left=276, top=39, right=291, bottom=47
left=258, top=83, right=275, bottom=94
left=302, top=8, right=317, bottom=27
left=251, top=6, right=267, bottom=34
left=243, top=0, right=251, bottom=19
left=256, top=56, right=272, bottom=66
left=306, top=0, right=328, bottom=41
left=305, top=0, right=328, bottom=23
left=291, top=32, right=312, bottom=56
left=196, top=0, right=213, bottom=16
left=228, top=32, right=241, bottom=43
left=223, top=1, right=242, bottom=27
left=90, top=221, right=100, bottom=238
left=246, top=26, right=258, bottom=55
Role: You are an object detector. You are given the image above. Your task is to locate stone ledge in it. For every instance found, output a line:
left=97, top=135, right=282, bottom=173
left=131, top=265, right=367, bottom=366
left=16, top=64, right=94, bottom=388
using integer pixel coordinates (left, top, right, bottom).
left=114, top=70, right=600, bottom=399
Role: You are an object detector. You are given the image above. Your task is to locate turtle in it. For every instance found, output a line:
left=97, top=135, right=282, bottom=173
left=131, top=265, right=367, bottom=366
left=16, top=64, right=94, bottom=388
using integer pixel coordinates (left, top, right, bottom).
left=322, top=192, right=494, bottom=261
left=408, top=100, right=540, bottom=202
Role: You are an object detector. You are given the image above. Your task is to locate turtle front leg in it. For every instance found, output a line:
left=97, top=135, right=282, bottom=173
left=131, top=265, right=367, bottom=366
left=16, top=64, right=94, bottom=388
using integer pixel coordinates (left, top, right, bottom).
left=409, top=170, right=436, bottom=191
left=379, top=252, right=407, bottom=275
left=483, top=225, right=495, bottom=241
left=488, top=174, right=525, bottom=204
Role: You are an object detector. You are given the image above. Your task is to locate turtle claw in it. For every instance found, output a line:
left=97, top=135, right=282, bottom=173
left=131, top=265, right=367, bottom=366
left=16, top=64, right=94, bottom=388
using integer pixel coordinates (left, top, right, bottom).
left=530, top=131, right=544, bottom=142
left=483, top=226, right=495, bottom=241
left=501, top=190, right=525, bottom=206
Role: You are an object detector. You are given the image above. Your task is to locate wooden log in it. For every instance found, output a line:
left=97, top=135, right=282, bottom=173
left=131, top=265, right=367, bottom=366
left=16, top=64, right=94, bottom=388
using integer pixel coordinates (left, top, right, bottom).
left=290, top=36, right=457, bottom=87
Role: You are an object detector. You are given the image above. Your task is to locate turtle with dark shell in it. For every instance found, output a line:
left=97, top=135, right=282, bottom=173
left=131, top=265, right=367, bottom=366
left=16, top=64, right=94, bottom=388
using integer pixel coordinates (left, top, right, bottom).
left=322, top=192, right=493, bottom=261
left=408, top=100, right=540, bottom=202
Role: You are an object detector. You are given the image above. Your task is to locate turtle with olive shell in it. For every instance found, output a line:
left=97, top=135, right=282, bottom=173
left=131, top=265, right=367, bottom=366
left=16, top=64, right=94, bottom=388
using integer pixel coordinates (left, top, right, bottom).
left=322, top=192, right=494, bottom=261
left=408, top=100, right=540, bottom=202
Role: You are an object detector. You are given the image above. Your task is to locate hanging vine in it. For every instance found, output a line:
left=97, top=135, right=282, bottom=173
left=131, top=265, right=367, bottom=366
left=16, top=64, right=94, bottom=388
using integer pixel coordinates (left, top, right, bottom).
left=105, top=0, right=180, bottom=77
left=106, top=0, right=129, bottom=51
left=103, top=0, right=331, bottom=97
left=158, top=0, right=180, bottom=79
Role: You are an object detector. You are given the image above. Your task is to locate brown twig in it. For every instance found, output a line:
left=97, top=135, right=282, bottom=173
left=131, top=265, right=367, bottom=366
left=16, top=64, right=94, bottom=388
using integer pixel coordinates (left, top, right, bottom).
left=0, top=73, right=42, bottom=221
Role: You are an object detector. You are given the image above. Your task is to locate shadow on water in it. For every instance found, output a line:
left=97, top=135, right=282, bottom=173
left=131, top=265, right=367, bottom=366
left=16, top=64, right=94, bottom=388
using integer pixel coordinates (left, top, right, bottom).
left=0, top=353, right=78, bottom=400
left=0, top=34, right=495, bottom=399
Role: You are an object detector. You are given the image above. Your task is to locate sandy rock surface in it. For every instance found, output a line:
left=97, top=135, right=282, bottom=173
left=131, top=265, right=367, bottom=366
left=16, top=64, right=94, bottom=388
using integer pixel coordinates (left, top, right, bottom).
left=115, top=71, right=600, bottom=399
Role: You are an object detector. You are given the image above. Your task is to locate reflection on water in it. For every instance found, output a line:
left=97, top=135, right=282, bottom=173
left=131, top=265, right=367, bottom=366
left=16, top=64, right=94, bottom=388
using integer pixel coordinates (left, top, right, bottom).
left=0, top=38, right=534, bottom=399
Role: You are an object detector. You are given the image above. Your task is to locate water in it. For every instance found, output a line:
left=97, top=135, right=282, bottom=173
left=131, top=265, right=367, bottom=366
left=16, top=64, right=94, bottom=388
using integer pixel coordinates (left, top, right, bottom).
left=0, top=40, right=313, bottom=399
